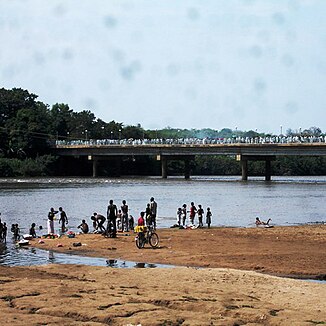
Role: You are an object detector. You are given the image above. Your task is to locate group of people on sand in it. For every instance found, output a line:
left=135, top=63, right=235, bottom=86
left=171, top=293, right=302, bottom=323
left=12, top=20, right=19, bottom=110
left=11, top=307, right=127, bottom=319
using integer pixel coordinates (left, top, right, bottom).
left=0, top=211, right=42, bottom=243
left=76, top=197, right=158, bottom=239
left=176, top=202, right=212, bottom=228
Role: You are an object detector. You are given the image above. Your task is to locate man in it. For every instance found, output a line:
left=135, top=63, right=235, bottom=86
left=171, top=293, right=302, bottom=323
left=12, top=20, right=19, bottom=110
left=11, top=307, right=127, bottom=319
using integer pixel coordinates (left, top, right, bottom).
left=58, top=207, right=68, bottom=233
left=121, top=200, right=129, bottom=232
left=78, top=219, right=89, bottom=234
left=94, top=212, right=106, bottom=232
left=150, top=197, right=157, bottom=229
left=107, top=199, right=118, bottom=238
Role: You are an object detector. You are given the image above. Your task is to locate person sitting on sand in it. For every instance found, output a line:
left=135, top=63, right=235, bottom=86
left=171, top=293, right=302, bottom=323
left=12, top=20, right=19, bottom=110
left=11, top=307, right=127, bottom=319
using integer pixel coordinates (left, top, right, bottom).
left=78, top=219, right=89, bottom=234
left=255, top=217, right=271, bottom=226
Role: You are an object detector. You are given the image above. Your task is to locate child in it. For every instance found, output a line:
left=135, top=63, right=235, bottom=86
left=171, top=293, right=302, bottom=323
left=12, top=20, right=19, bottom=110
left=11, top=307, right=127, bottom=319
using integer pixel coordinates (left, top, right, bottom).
left=189, top=202, right=197, bottom=225
left=129, top=215, right=134, bottom=231
left=206, top=207, right=212, bottom=228
left=176, top=207, right=182, bottom=226
left=29, top=223, right=37, bottom=238
left=181, top=204, right=187, bottom=226
left=138, top=212, right=145, bottom=226
left=13, top=224, right=20, bottom=241
left=197, top=204, right=204, bottom=228
left=117, top=210, right=122, bottom=231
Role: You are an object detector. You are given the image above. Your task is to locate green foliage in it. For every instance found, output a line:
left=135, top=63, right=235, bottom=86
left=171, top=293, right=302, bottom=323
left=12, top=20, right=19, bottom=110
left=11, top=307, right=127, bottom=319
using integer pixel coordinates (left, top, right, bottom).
left=0, top=155, right=58, bottom=177
left=193, top=156, right=241, bottom=175
left=0, top=159, right=14, bottom=177
left=1, top=87, right=325, bottom=177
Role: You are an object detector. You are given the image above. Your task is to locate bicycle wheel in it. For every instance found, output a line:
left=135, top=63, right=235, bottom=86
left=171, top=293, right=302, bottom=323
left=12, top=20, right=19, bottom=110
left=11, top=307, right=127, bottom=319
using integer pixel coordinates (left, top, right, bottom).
left=149, top=232, right=159, bottom=248
left=135, top=234, right=145, bottom=249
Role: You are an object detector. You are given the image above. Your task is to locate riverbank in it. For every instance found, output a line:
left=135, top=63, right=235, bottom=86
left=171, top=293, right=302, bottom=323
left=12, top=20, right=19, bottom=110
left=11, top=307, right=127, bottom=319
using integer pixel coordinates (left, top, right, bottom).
left=0, top=225, right=325, bottom=325
left=31, top=225, right=326, bottom=278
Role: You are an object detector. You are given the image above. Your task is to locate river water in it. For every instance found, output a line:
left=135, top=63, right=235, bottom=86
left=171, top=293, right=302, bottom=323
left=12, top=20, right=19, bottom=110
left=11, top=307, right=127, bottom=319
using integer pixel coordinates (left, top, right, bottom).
left=0, top=176, right=325, bottom=266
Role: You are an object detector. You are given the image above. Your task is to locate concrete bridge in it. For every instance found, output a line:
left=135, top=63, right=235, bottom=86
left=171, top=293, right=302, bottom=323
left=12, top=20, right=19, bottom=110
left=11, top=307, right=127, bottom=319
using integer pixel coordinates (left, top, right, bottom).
left=53, top=142, right=326, bottom=180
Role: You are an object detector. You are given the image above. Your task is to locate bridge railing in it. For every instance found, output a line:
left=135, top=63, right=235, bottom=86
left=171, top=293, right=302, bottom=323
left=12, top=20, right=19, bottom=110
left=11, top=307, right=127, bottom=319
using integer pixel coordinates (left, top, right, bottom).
left=54, top=136, right=326, bottom=147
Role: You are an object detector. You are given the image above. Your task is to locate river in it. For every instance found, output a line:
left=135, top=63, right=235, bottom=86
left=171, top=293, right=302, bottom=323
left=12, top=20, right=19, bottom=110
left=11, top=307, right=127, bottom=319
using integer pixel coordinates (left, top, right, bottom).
left=0, top=175, right=325, bottom=232
left=0, top=176, right=325, bottom=266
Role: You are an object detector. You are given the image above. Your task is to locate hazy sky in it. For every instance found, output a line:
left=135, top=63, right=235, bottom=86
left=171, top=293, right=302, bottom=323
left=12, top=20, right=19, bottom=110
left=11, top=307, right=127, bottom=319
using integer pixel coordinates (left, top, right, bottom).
left=1, top=0, right=325, bottom=134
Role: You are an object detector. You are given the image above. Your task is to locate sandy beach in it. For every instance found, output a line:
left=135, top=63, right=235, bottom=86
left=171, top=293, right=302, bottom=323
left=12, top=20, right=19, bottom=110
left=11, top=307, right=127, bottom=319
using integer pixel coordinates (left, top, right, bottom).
left=0, top=225, right=325, bottom=325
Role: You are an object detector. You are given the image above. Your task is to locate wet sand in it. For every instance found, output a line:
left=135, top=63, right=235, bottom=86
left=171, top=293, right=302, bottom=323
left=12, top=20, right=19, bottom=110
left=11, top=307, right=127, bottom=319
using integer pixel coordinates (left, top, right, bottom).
left=0, top=225, right=325, bottom=325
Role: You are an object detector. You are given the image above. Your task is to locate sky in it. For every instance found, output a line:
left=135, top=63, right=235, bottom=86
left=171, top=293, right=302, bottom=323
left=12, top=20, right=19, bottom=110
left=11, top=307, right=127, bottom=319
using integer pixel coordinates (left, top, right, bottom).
left=1, top=0, right=326, bottom=134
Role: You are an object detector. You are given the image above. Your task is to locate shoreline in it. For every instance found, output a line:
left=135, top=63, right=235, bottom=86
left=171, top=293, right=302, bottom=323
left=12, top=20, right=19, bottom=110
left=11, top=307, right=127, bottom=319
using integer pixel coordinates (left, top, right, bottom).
left=1, top=224, right=325, bottom=325
left=26, top=224, right=326, bottom=278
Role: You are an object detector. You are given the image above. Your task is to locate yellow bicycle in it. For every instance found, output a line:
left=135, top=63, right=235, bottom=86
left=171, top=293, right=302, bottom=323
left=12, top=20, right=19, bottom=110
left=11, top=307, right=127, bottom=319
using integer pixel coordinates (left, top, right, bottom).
left=134, top=225, right=159, bottom=249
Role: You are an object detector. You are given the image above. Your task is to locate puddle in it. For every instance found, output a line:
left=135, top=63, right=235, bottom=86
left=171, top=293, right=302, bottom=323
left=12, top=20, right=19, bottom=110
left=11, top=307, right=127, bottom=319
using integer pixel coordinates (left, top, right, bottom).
left=0, top=242, right=173, bottom=268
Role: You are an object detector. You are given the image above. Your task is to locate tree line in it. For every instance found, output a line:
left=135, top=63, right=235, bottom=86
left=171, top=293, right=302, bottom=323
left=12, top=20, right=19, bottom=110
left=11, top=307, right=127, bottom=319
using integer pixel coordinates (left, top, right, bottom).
left=0, top=87, right=325, bottom=177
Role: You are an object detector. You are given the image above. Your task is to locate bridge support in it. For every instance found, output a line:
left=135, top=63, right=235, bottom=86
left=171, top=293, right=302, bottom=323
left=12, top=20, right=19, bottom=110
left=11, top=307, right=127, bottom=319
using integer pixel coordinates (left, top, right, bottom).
left=161, top=156, right=168, bottom=179
left=239, top=155, right=275, bottom=181
left=184, top=159, right=190, bottom=179
left=92, top=156, right=98, bottom=177
left=241, top=159, right=248, bottom=181
left=265, top=159, right=272, bottom=181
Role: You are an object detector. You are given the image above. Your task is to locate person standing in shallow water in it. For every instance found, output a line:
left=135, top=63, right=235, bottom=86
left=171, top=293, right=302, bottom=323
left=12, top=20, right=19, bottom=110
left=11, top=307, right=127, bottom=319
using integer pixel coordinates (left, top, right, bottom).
left=206, top=207, right=212, bottom=228
left=150, top=197, right=157, bottom=229
left=197, top=204, right=204, bottom=228
left=181, top=204, right=187, bottom=226
left=107, top=199, right=118, bottom=238
left=58, top=207, right=68, bottom=233
left=48, top=208, right=58, bottom=234
left=2, top=222, right=7, bottom=243
left=121, top=200, right=129, bottom=232
left=189, top=202, right=197, bottom=225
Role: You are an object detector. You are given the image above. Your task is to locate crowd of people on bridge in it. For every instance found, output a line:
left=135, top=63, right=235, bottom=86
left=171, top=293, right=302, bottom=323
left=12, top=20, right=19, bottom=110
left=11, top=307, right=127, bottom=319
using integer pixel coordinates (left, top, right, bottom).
left=55, top=135, right=326, bottom=147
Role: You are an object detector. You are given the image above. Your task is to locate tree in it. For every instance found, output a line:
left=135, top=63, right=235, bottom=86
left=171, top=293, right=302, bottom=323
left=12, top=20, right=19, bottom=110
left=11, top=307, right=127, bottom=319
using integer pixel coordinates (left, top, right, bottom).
left=50, top=103, right=74, bottom=140
left=0, top=88, right=51, bottom=156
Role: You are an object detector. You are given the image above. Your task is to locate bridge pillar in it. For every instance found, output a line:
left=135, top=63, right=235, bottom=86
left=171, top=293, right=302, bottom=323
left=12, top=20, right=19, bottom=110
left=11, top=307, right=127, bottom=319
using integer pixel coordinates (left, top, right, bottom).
left=241, top=158, right=248, bottom=181
left=265, top=159, right=272, bottom=181
left=184, top=159, right=190, bottom=179
left=161, top=156, right=167, bottom=178
left=92, top=157, right=98, bottom=177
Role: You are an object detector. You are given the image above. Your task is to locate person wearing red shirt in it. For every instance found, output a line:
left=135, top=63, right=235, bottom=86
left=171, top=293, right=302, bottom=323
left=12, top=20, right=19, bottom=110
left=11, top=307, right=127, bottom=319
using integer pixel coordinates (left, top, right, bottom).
left=138, top=212, right=145, bottom=226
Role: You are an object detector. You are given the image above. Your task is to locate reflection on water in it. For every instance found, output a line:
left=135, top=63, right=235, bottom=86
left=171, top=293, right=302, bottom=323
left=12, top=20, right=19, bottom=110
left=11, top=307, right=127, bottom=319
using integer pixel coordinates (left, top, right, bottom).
left=0, top=240, right=172, bottom=268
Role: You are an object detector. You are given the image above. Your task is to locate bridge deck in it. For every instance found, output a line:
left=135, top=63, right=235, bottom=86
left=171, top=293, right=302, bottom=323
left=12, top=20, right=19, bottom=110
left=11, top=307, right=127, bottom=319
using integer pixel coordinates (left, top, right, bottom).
left=53, top=143, right=326, bottom=157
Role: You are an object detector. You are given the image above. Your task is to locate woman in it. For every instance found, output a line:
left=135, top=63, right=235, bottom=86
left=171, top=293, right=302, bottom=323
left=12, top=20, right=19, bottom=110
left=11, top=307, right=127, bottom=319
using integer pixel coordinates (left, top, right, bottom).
left=47, top=208, right=58, bottom=234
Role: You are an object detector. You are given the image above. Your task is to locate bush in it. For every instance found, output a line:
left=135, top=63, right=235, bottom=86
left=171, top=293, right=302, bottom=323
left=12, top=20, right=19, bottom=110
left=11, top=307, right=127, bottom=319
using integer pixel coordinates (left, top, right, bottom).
left=0, top=155, right=58, bottom=177
left=0, top=159, right=14, bottom=177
